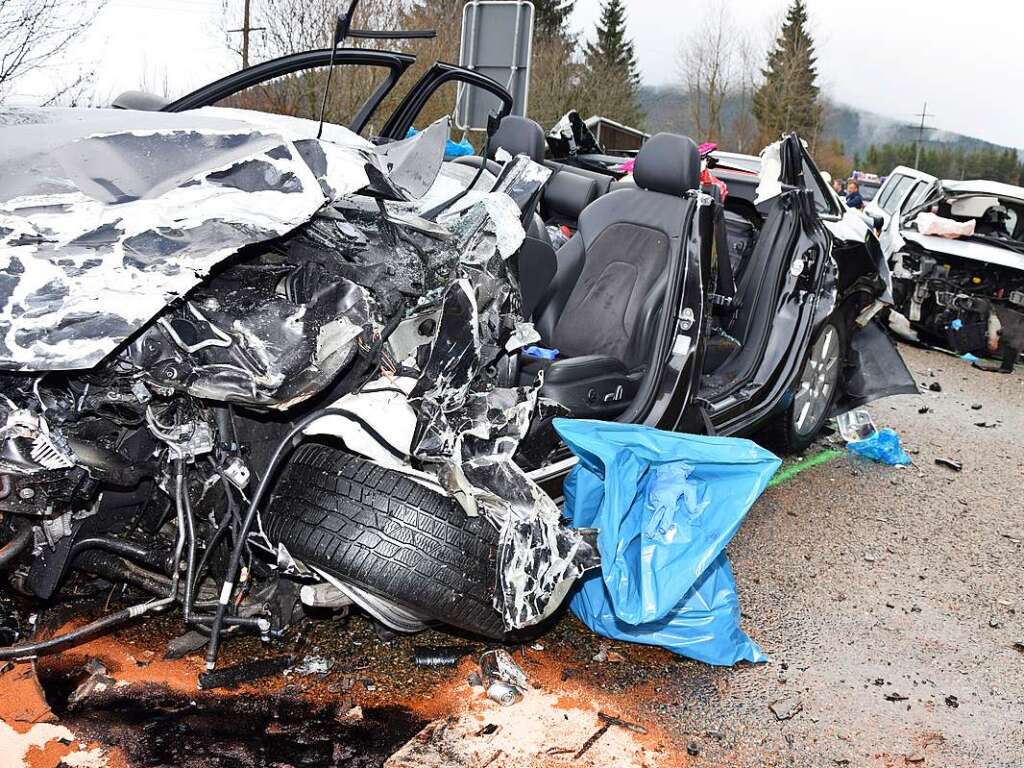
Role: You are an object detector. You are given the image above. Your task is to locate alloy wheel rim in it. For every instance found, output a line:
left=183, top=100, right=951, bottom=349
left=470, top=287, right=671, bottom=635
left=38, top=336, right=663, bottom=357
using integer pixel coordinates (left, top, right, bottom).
left=793, top=325, right=840, bottom=436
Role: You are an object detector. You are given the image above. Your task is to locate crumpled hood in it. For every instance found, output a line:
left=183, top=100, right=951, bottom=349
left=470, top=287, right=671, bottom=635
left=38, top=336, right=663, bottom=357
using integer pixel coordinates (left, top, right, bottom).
left=0, top=106, right=446, bottom=372
left=901, top=230, right=1024, bottom=272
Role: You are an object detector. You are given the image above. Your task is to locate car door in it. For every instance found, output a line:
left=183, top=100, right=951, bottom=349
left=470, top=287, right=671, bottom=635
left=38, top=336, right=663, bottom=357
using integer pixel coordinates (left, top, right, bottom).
left=163, top=48, right=416, bottom=136
left=699, top=135, right=834, bottom=435
left=376, top=61, right=513, bottom=141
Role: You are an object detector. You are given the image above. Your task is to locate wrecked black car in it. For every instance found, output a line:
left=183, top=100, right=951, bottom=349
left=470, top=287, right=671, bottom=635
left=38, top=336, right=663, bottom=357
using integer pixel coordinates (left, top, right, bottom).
left=0, top=46, right=915, bottom=666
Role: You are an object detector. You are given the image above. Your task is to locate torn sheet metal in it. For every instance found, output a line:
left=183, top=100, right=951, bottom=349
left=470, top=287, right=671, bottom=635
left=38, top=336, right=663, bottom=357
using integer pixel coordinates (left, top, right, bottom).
left=304, top=377, right=419, bottom=469
left=753, top=140, right=783, bottom=205
left=0, top=108, right=449, bottom=372
left=546, top=110, right=603, bottom=157
left=409, top=278, right=595, bottom=629
left=122, top=258, right=375, bottom=409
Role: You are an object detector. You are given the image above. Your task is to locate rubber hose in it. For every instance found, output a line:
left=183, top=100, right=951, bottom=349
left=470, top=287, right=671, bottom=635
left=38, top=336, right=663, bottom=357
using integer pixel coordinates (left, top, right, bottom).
left=0, top=518, right=33, bottom=571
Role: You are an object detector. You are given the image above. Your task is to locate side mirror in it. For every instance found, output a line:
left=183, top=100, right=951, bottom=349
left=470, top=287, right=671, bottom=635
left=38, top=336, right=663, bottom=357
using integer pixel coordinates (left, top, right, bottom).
left=111, top=91, right=169, bottom=111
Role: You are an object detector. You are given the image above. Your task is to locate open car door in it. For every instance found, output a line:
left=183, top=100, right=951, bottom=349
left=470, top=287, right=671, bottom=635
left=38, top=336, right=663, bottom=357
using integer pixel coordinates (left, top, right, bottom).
left=167, top=50, right=512, bottom=149
left=163, top=48, right=415, bottom=136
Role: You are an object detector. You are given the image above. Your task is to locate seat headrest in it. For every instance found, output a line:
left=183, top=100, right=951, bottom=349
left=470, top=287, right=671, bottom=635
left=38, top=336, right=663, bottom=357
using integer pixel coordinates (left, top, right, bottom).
left=633, top=133, right=700, bottom=196
left=488, top=115, right=546, bottom=163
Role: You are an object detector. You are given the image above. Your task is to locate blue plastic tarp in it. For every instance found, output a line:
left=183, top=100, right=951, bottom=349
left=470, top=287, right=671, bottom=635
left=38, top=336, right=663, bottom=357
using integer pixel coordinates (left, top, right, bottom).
left=406, top=126, right=475, bottom=159
left=554, top=419, right=779, bottom=666
left=846, top=428, right=911, bottom=465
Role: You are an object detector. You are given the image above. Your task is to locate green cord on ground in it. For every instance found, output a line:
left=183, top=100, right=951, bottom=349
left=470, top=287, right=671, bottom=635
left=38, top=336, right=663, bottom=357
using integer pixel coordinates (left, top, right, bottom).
left=768, top=448, right=843, bottom=488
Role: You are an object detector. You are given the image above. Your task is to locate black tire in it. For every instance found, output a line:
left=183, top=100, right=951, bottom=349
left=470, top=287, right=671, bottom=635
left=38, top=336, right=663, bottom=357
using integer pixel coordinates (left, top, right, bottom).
left=762, top=314, right=847, bottom=454
left=266, top=444, right=506, bottom=639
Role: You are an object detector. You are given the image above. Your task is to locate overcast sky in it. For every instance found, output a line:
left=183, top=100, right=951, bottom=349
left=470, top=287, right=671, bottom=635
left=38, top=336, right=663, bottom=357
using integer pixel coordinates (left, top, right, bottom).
left=10, top=0, right=1022, bottom=149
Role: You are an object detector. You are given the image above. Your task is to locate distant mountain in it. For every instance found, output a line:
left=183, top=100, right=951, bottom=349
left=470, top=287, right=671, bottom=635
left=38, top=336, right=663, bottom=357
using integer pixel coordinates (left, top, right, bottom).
left=638, top=85, right=1022, bottom=160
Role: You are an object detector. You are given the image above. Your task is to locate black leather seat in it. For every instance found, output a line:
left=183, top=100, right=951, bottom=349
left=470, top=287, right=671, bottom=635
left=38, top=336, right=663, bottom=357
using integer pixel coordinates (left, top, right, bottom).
left=520, top=133, right=701, bottom=417
left=453, top=114, right=547, bottom=173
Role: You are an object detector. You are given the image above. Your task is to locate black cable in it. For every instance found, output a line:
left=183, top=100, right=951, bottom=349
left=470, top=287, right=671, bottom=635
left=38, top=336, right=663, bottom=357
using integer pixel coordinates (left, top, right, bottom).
left=203, top=407, right=408, bottom=669
left=179, top=462, right=198, bottom=623
left=0, top=607, right=141, bottom=661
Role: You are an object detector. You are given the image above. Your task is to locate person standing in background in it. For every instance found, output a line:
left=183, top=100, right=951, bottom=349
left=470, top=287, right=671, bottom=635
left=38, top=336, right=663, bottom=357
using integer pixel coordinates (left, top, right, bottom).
left=832, top=177, right=846, bottom=199
left=845, top=179, right=864, bottom=209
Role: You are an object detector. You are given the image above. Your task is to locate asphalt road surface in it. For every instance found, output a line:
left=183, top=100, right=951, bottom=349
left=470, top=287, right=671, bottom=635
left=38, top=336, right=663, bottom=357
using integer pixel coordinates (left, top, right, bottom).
left=2, top=344, right=1021, bottom=768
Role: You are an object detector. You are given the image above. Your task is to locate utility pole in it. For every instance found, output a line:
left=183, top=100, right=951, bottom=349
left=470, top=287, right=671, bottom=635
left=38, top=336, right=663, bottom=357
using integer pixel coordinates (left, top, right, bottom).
left=227, top=0, right=266, bottom=68
left=913, top=101, right=934, bottom=170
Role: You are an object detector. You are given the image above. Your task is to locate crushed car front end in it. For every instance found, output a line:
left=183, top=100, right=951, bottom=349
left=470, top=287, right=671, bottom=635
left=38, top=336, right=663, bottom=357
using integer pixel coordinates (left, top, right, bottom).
left=0, top=105, right=598, bottom=663
left=889, top=181, right=1024, bottom=367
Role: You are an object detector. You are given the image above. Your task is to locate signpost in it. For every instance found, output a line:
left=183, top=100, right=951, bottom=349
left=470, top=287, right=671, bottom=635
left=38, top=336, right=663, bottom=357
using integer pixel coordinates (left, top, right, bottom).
left=459, top=1, right=534, bottom=131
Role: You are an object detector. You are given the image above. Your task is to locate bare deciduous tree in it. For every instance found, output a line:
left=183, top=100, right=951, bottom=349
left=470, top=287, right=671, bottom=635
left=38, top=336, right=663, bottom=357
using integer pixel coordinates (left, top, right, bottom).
left=0, top=0, right=105, bottom=103
left=674, top=2, right=764, bottom=152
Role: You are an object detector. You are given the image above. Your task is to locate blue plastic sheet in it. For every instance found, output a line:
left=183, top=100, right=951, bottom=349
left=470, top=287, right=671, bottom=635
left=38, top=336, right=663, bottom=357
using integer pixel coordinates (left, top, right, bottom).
left=847, top=428, right=911, bottom=465
left=554, top=419, right=779, bottom=666
left=405, top=127, right=475, bottom=159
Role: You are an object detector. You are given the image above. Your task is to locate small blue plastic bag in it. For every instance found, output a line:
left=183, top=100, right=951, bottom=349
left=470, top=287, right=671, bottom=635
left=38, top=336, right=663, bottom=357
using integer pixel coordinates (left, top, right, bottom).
left=523, top=345, right=559, bottom=360
left=555, top=419, right=779, bottom=666
left=405, top=126, right=475, bottom=159
left=846, top=428, right=911, bottom=465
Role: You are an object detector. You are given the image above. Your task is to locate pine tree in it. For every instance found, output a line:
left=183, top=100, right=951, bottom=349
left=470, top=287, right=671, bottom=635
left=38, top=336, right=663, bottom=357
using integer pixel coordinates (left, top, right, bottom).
left=752, top=0, right=823, bottom=148
left=584, top=0, right=640, bottom=86
left=577, top=0, right=644, bottom=127
left=531, top=0, right=575, bottom=41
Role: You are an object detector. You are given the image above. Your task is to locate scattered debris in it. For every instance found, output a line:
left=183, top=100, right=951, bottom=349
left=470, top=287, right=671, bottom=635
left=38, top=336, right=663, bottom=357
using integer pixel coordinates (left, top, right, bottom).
left=413, top=645, right=475, bottom=668
left=164, top=630, right=209, bottom=660
left=934, top=458, right=963, bottom=472
left=197, top=655, right=293, bottom=691
left=592, top=645, right=626, bottom=663
left=989, top=617, right=1002, bottom=629
left=687, top=741, right=700, bottom=756
left=290, top=655, right=335, bottom=676
left=573, top=722, right=610, bottom=759
left=67, top=660, right=116, bottom=708
left=884, top=691, right=909, bottom=702
left=944, top=695, right=959, bottom=708
left=905, top=752, right=926, bottom=763
left=928, top=382, right=942, bottom=392
left=1012, top=642, right=1024, bottom=654
left=384, top=690, right=662, bottom=767
left=974, top=421, right=997, bottom=428
left=597, top=711, right=648, bottom=735
left=970, top=403, right=983, bottom=410
left=467, top=671, right=483, bottom=687
left=486, top=681, right=523, bottom=707
left=479, top=649, right=528, bottom=691
left=769, top=697, right=802, bottom=720
left=837, top=409, right=877, bottom=442
left=917, top=406, right=931, bottom=414
left=847, top=428, right=912, bottom=465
